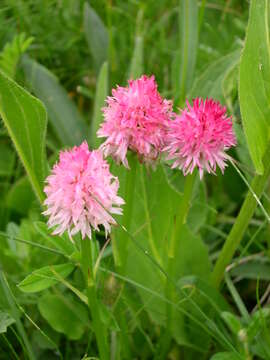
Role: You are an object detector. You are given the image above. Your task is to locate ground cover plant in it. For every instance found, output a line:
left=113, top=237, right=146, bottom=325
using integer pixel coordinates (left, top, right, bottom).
left=0, top=0, right=270, bottom=359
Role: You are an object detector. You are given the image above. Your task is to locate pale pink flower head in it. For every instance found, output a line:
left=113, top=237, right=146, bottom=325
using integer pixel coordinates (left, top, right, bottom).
left=98, top=75, right=173, bottom=168
left=165, top=98, right=236, bottom=179
left=43, top=142, right=124, bottom=240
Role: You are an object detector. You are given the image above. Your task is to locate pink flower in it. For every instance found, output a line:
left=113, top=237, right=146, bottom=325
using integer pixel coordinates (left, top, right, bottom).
left=165, top=98, right=236, bottom=179
left=43, top=142, right=124, bottom=239
left=98, top=75, right=173, bottom=168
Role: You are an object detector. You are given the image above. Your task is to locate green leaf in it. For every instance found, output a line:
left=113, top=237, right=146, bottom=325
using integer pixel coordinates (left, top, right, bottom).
left=0, top=272, right=35, bottom=360
left=0, top=143, right=15, bottom=176
left=0, top=33, right=33, bottom=79
left=89, top=61, right=108, bottom=147
left=247, top=308, right=270, bottom=339
left=18, top=263, right=75, bottom=293
left=83, top=3, right=108, bottom=72
left=176, top=0, right=198, bottom=102
left=115, top=164, right=211, bottom=348
left=0, top=70, right=48, bottom=203
left=239, top=0, right=270, bottom=174
left=0, top=312, right=15, bottom=333
left=22, top=56, right=87, bottom=146
left=34, top=221, right=75, bottom=256
left=210, top=353, right=242, bottom=360
left=6, top=177, right=35, bottom=214
left=163, top=166, right=209, bottom=232
left=178, top=276, right=231, bottom=314
left=38, top=293, right=89, bottom=340
left=230, top=259, right=270, bottom=280
left=221, top=312, right=243, bottom=335
left=189, top=50, right=240, bottom=102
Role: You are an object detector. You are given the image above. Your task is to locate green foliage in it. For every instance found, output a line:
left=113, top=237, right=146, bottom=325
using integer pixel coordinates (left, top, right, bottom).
left=89, top=61, right=108, bottom=148
left=0, top=70, right=47, bottom=203
left=22, top=56, right=87, bottom=147
left=0, top=33, right=33, bottom=79
left=83, top=2, right=108, bottom=73
left=175, top=0, right=198, bottom=103
left=18, top=263, right=75, bottom=293
left=113, top=163, right=212, bottom=349
left=239, top=0, right=270, bottom=174
left=0, top=312, right=15, bottom=333
left=211, top=353, right=242, bottom=360
left=0, top=1, right=269, bottom=359
left=189, top=50, right=240, bottom=102
left=34, top=221, right=75, bottom=256
left=6, top=177, right=35, bottom=214
left=38, top=293, right=89, bottom=340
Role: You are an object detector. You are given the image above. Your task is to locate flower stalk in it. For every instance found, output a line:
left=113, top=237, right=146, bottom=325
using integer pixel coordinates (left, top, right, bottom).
left=212, top=144, right=270, bottom=288
left=81, top=235, right=109, bottom=360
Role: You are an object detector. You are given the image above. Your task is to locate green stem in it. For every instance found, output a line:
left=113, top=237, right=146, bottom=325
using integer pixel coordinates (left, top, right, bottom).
left=81, top=236, right=109, bottom=360
left=212, top=145, right=270, bottom=288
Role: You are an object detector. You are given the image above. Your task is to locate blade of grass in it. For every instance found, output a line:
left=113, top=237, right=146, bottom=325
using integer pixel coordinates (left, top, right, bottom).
left=0, top=271, right=35, bottom=360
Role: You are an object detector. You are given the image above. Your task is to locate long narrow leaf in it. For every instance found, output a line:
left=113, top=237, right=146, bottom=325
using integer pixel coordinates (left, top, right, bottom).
left=0, top=70, right=47, bottom=203
left=22, top=56, right=87, bottom=147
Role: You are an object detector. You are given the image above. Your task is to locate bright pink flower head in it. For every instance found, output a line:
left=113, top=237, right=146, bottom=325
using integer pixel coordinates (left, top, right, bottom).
left=165, top=98, right=236, bottom=179
left=43, top=142, right=124, bottom=239
left=98, top=75, right=173, bottom=168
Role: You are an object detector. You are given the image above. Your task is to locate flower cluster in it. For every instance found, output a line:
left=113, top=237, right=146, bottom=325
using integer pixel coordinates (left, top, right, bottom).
left=43, top=75, right=237, bottom=240
left=43, top=142, right=124, bottom=239
left=164, top=98, right=236, bottom=179
left=98, top=75, right=172, bottom=168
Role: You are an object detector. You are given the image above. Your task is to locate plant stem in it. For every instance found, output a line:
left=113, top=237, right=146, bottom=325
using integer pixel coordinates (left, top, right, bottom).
left=81, top=236, right=109, bottom=360
left=212, top=145, right=270, bottom=288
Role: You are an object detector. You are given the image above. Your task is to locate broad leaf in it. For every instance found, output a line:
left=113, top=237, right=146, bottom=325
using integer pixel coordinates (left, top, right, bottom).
left=22, top=56, right=87, bottom=147
left=239, top=0, right=270, bottom=174
left=0, top=70, right=47, bottom=203
left=18, top=263, right=75, bottom=293
left=114, top=163, right=211, bottom=348
left=0, top=143, right=15, bottom=176
left=38, top=294, right=89, bottom=340
left=6, top=177, right=35, bottom=214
